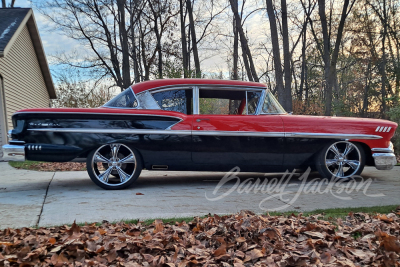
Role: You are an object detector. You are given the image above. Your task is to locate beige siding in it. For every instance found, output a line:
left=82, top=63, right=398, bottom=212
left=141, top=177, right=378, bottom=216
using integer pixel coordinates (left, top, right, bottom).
left=0, top=76, right=5, bottom=158
left=0, top=25, right=50, bottom=131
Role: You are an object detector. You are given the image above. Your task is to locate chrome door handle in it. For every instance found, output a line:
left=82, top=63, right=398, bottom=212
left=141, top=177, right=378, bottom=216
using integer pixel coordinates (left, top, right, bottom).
left=196, top=118, right=210, bottom=122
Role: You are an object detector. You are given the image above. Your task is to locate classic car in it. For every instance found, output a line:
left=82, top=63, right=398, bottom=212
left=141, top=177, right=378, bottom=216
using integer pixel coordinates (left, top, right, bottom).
left=2, top=79, right=398, bottom=190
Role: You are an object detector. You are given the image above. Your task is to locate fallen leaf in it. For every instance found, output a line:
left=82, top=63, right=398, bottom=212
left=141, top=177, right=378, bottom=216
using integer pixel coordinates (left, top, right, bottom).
left=136, top=192, right=144, bottom=195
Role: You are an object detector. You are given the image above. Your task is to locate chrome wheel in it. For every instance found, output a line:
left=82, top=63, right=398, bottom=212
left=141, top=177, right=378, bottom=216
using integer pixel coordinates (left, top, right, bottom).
left=90, top=143, right=138, bottom=187
left=324, top=141, right=361, bottom=178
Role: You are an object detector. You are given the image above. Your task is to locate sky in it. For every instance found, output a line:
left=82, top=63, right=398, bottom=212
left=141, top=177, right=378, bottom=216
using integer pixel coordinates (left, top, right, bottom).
left=9, top=0, right=274, bottom=84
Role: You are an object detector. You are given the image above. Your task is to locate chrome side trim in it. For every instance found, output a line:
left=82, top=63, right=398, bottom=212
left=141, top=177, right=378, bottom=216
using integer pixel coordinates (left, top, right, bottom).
left=2, top=144, right=25, bottom=161
left=27, top=128, right=384, bottom=140
left=192, top=130, right=285, bottom=137
left=285, top=132, right=382, bottom=140
left=14, top=111, right=182, bottom=120
left=9, top=140, right=25, bottom=144
left=28, top=128, right=192, bottom=135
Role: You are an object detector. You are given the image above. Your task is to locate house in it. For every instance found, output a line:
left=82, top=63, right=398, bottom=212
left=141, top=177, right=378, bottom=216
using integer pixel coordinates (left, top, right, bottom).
left=0, top=8, right=56, bottom=158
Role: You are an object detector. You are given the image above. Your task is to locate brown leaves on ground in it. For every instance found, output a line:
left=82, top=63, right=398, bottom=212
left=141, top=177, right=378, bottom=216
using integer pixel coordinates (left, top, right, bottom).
left=1, top=211, right=400, bottom=266
left=14, top=162, right=86, bottom=172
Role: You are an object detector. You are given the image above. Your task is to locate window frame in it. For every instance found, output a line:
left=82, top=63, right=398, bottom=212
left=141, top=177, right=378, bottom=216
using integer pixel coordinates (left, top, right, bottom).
left=194, top=85, right=265, bottom=115
left=149, top=86, right=194, bottom=115
left=259, top=89, right=287, bottom=115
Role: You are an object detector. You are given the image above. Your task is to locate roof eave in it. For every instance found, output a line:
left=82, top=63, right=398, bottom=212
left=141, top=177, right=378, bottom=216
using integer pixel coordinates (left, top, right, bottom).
left=26, top=13, right=56, bottom=99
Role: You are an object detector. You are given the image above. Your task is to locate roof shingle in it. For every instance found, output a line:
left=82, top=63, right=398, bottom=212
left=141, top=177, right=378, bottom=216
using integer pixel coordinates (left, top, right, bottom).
left=0, top=8, right=30, bottom=53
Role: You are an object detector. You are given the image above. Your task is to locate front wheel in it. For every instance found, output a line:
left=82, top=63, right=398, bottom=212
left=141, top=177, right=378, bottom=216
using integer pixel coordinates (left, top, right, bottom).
left=315, top=141, right=365, bottom=179
left=86, top=143, right=142, bottom=190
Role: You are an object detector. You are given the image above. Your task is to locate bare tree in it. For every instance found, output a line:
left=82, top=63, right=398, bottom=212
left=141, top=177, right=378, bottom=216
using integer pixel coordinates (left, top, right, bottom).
left=266, top=0, right=284, bottom=104
left=229, top=0, right=259, bottom=82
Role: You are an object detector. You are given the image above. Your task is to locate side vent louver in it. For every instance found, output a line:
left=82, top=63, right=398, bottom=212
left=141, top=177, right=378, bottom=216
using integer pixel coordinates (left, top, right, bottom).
left=375, top=126, right=392, bottom=133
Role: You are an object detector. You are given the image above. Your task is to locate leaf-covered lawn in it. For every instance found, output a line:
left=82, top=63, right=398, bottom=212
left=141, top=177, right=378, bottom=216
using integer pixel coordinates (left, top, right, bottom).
left=1, top=209, right=400, bottom=266
left=9, top=161, right=86, bottom=172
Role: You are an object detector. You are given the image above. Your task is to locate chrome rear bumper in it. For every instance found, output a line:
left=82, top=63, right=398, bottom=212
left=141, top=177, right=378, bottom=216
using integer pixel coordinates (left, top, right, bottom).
left=1, top=144, right=25, bottom=161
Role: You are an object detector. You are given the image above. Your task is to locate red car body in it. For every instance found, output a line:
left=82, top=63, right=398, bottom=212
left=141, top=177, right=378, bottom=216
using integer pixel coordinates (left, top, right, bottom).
left=2, top=79, right=397, bottom=189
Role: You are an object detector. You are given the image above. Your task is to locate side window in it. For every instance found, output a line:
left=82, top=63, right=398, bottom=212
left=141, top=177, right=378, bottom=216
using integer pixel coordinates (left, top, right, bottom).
left=246, top=91, right=262, bottom=115
left=152, top=89, right=193, bottom=114
left=199, top=89, right=245, bottom=115
left=104, top=88, right=138, bottom=108
left=198, top=88, right=262, bottom=115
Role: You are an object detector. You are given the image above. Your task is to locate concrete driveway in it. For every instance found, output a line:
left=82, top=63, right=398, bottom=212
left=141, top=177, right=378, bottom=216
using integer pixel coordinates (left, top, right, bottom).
left=0, top=162, right=399, bottom=229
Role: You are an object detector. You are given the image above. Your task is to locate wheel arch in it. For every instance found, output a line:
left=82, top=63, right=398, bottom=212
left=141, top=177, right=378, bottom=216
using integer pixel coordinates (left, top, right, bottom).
left=352, top=141, right=374, bottom=166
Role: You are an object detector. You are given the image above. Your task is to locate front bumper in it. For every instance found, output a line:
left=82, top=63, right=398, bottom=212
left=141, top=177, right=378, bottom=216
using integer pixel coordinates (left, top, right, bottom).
left=2, top=144, right=25, bottom=161
left=373, top=153, right=397, bottom=170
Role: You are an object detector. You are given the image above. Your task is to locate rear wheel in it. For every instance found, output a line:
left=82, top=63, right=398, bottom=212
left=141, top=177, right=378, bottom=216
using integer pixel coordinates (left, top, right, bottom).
left=86, top=143, right=142, bottom=190
left=315, top=141, right=365, bottom=179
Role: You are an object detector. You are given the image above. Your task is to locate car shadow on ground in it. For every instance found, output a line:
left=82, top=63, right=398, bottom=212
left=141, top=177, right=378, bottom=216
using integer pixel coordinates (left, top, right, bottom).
left=39, top=169, right=386, bottom=192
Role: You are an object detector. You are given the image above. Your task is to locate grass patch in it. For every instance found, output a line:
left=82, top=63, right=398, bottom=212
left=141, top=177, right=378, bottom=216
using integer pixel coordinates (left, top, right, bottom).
left=267, top=205, right=399, bottom=221
left=8, top=160, right=44, bottom=171
left=60, top=205, right=398, bottom=228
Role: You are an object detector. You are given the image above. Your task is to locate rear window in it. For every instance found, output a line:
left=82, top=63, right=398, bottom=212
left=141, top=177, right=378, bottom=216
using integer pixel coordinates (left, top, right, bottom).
left=103, top=88, right=138, bottom=108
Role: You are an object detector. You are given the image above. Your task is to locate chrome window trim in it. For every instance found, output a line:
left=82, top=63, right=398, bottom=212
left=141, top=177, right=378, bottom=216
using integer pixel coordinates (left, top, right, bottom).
left=27, top=127, right=382, bottom=140
left=245, top=91, right=248, bottom=115
left=149, top=85, right=195, bottom=94
left=255, top=89, right=266, bottom=115
left=197, top=85, right=264, bottom=92
left=143, top=84, right=266, bottom=93
left=193, top=86, right=199, bottom=115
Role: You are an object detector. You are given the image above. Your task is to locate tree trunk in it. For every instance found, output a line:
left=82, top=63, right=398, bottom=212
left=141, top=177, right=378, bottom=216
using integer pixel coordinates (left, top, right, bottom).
left=318, top=0, right=332, bottom=115
left=266, top=0, right=284, bottom=104
left=299, top=25, right=307, bottom=100
left=232, top=0, right=239, bottom=80
left=187, top=0, right=201, bottom=78
left=230, top=0, right=259, bottom=82
left=117, top=0, right=131, bottom=89
left=129, top=0, right=140, bottom=83
left=1, top=0, right=5, bottom=8
left=281, top=0, right=292, bottom=111
left=381, top=0, right=387, bottom=116
left=179, top=0, right=189, bottom=77
left=362, top=60, right=371, bottom=117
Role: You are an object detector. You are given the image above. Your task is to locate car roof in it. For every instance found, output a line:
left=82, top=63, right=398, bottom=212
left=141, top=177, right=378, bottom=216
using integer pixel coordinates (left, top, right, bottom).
left=130, top=79, right=266, bottom=94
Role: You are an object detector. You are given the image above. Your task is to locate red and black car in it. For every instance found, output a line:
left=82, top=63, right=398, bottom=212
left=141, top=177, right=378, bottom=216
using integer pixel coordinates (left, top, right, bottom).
left=2, top=79, right=398, bottom=189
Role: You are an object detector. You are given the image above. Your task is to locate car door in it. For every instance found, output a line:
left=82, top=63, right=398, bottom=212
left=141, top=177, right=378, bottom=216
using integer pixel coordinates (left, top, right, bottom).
left=191, top=87, right=284, bottom=167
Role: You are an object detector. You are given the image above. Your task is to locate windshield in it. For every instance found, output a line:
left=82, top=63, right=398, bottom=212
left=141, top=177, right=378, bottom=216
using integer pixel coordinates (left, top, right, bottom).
left=262, top=90, right=286, bottom=114
left=103, top=88, right=138, bottom=108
